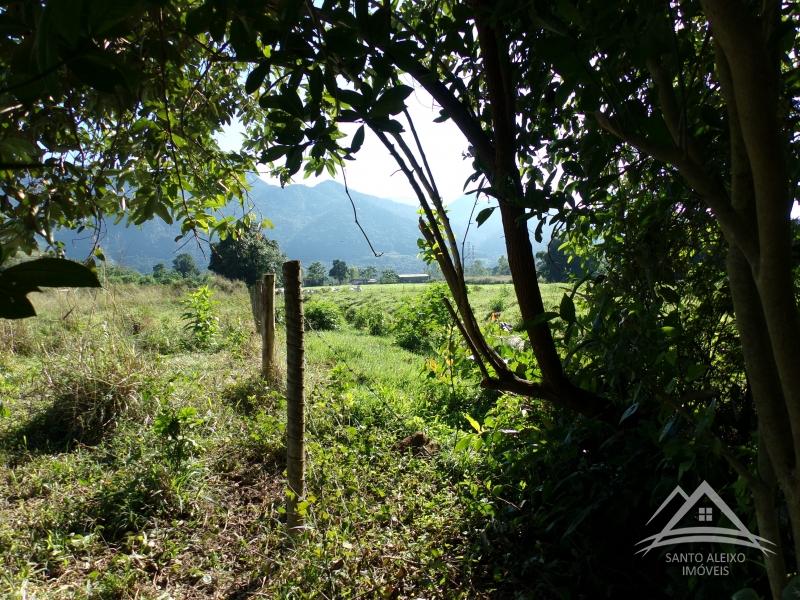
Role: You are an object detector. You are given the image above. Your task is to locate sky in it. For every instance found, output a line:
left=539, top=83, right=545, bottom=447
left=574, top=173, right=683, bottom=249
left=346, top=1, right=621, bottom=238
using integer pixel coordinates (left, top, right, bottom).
left=217, top=86, right=475, bottom=205
left=219, top=89, right=800, bottom=216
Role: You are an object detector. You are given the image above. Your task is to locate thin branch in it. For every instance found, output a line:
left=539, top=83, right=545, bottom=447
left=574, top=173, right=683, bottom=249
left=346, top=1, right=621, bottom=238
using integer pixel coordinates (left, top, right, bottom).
left=460, top=193, right=480, bottom=271
left=340, top=165, right=384, bottom=257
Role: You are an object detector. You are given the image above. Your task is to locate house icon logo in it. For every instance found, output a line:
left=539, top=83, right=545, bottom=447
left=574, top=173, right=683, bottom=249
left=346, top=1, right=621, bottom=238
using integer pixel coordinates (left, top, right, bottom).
left=636, top=480, right=775, bottom=556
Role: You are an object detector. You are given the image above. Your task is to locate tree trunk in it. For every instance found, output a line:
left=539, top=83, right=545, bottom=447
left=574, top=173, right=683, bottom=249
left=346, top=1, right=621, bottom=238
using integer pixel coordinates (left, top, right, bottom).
left=753, top=437, right=787, bottom=599
left=475, top=3, right=608, bottom=418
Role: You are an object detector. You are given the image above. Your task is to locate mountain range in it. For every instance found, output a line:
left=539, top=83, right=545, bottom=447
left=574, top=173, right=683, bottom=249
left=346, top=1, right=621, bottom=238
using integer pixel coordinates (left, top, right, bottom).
left=59, top=177, right=550, bottom=273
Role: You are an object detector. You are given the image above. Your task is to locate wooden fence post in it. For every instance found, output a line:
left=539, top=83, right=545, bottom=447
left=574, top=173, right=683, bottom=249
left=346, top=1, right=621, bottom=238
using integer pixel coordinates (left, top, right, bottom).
left=261, top=273, right=276, bottom=380
left=248, top=281, right=263, bottom=334
left=283, top=260, right=305, bottom=534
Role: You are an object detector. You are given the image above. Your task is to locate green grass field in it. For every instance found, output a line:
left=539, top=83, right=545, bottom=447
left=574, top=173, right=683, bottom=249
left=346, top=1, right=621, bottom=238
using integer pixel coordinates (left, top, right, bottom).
left=0, top=279, right=567, bottom=599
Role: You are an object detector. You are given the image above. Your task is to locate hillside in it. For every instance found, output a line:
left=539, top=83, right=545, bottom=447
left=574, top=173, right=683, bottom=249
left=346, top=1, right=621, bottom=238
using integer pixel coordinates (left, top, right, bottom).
left=58, top=178, right=549, bottom=273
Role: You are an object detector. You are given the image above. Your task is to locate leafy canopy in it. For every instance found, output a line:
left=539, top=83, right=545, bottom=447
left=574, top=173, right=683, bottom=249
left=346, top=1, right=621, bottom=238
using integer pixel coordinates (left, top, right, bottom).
left=208, top=227, right=285, bottom=286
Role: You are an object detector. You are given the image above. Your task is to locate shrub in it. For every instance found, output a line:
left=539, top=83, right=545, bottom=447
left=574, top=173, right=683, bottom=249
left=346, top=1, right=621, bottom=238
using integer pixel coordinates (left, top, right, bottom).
left=393, top=283, right=452, bottom=353
left=223, top=319, right=251, bottom=356
left=181, top=286, right=219, bottom=349
left=489, top=291, right=508, bottom=313
left=304, top=300, right=344, bottom=331
left=138, top=317, right=184, bottom=355
left=345, top=304, right=391, bottom=336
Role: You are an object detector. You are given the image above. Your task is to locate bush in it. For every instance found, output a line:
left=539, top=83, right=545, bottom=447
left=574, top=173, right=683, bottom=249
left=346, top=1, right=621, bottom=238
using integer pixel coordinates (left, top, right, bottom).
left=344, top=304, right=392, bottom=336
left=393, top=283, right=452, bottom=353
left=304, top=300, right=344, bottom=331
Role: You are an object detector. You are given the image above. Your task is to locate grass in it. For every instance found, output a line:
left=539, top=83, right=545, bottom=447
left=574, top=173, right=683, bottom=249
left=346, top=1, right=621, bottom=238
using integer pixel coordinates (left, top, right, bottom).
left=0, top=278, right=564, bottom=599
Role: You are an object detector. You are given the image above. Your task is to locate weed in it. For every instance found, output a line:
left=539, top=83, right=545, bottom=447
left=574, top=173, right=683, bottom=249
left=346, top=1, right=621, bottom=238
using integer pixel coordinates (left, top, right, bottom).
left=220, top=317, right=251, bottom=357
left=12, top=335, right=152, bottom=451
left=220, top=375, right=280, bottom=415
left=153, top=405, right=205, bottom=465
left=181, top=285, right=220, bottom=349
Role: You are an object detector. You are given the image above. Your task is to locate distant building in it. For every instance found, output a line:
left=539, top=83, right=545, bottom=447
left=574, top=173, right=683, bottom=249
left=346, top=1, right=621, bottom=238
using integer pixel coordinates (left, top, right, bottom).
left=350, top=278, right=378, bottom=285
left=397, top=273, right=430, bottom=283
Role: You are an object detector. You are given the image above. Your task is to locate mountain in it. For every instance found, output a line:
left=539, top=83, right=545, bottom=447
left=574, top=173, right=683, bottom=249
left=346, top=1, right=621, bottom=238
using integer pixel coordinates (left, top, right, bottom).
left=58, top=178, right=549, bottom=272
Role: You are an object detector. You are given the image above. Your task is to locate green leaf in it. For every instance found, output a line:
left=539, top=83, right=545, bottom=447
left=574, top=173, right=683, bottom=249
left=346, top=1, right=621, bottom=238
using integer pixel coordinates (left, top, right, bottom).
left=0, top=258, right=99, bottom=319
left=371, top=84, right=414, bottom=117
left=350, top=125, right=365, bottom=153
left=559, top=293, right=576, bottom=322
left=0, top=292, right=37, bottom=319
left=619, top=402, right=639, bottom=424
left=476, top=207, right=495, bottom=227
left=3, top=258, right=100, bottom=289
left=245, top=62, right=269, bottom=94
left=337, top=89, right=365, bottom=109
left=464, top=413, right=483, bottom=434
left=261, top=145, right=288, bottom=163
left=516, top=312, right=559, bottom=329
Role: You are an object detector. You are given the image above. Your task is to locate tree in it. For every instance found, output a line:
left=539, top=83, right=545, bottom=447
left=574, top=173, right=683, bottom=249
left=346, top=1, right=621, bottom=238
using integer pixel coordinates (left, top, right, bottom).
left=329, top=260, right=348, bottom=284
left=7, top=2, right=799, bottom=594
left=467, top=260, right=489, bottom=277
left=208, top=228, right=285, bottom=286
left=0, top=0, right=252, bottom=314
left=379, top=270, right=400, bottom=284
left=535, top=239, right=584, bottom=283
left=361, top=266, right=378, bottom=280
left=214, top=3, right=799, bottom=593
left=493, top=256, right=511, bottom=276
left=306, top=262, right=327, bottom=287
left=152, top=263, right=167, bottom=279
left=172, top=253, right=199, bottom=278
left=346, top=266, right=361, bottom=282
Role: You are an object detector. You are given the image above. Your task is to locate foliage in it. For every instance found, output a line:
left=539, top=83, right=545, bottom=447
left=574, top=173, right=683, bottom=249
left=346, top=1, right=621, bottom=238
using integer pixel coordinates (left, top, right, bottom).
left=0, top=0, right=252, bottom=288
left=180, top=286, right=219, bottom=349
left=344, top=304, right=392, bottom=336
left=4, top=0, right=800, bottom=595
left=0, top=282, right=487, bottom=599
left=393, top=283, right=452, bottom=353
left=535, top=237, right=589, bottom=283
left=15, top=335, right=152, bottom=450
left=466, top=260, right=489, bottom=276
left=305, top=261, right=327, bottom=286
left=493, top=256, right=510, bottom=276
left=379, top=269, right=400, bottom=284
left=153, top=405, right=205, bottom=466
left=0, top=257, right=100, bottom=318
left=208, top=226, right=285, bottom=286
left=304, top=299, right=344, bottom=331
left=329, top=259, right=348, bottom=284
left=172, top=253, right=200, bottom=278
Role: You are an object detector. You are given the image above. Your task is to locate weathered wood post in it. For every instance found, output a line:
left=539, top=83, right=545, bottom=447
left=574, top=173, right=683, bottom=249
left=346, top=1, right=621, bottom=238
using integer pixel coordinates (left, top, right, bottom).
left=282, top=260, right=305, bottom=533
left=248, top=281, right=264, bottom=334
left=261, top=273, right=276, bottom=380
